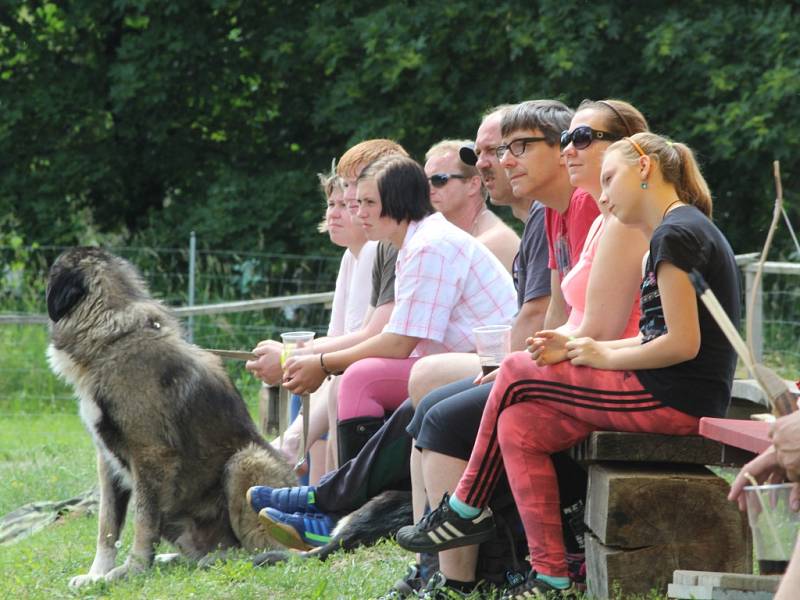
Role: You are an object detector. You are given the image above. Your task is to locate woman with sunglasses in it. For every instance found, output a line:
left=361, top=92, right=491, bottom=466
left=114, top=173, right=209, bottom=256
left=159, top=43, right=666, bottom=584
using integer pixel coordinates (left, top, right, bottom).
left=529, top=99, right=650, bottom=365
left=397, top=132, right=740, bottom=598
left=265, top=156, right=517, bottom=546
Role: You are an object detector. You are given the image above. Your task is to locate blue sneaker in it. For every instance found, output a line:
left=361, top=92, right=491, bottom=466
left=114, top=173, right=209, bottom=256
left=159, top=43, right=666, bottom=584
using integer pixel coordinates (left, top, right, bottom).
left=246, top=485, right=319, bottom=515
left=258, top=507, right=334, bottom=551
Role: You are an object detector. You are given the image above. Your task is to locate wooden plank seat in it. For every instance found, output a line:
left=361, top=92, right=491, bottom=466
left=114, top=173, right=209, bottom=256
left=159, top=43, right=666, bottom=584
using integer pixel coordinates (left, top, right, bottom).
left=570, top=431, right=753, bottom=599
left=569, top=431, right=755, bottom=468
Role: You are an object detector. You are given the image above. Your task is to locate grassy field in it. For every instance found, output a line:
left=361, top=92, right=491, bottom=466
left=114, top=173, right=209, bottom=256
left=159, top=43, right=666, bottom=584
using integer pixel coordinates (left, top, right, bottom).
left=0, top=412, right=417, bottom=600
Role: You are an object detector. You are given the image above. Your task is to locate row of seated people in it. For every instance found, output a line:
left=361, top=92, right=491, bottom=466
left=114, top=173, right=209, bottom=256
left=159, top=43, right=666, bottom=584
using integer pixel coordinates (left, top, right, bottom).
left=244, top=98, right=744, bottom=599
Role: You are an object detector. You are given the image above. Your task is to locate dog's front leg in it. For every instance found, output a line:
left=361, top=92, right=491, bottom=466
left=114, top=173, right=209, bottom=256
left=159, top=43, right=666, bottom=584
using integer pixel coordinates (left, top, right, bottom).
left=70, top=453, right=131, bottom=588
left=104, top=471, right=161, bottom=582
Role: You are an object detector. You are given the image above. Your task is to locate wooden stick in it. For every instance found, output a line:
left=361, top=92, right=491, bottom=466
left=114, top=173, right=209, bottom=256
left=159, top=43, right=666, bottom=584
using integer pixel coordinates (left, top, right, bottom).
left=746, top=161, right=783, bottom=354
left=690, top=269, right=796, bottom=417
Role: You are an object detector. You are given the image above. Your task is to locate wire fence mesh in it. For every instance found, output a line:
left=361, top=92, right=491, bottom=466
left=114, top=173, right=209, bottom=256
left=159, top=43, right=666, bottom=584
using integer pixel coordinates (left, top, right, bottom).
left=0, top=244, right=340, bottom=414
left=1, top=245, right=798, bottom=415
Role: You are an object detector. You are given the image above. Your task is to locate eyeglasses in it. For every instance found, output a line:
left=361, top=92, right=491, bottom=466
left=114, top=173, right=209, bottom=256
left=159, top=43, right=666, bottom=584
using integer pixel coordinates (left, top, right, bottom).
left=560, top=126, right=621, bottom=151
left=495, top=136, right=548, bottom=160
left=428, top=173, right=466, bottom=188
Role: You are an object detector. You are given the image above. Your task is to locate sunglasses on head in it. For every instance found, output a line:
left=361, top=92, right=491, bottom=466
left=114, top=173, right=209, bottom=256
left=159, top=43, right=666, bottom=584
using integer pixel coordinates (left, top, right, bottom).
left=560, top=125, right=622, bottom=150
left=428, top=173, right=466, bottom=188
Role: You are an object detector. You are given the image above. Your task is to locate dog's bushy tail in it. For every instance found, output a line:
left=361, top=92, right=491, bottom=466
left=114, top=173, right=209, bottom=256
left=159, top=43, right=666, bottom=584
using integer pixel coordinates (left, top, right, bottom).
left=225, top=442, right=297, bottom=551
left=253, top=490, right=413, bottom=566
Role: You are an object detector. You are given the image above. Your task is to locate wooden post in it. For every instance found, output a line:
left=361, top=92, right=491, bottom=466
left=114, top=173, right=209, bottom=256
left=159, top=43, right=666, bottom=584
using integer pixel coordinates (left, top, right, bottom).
left=258, top=384, right=281, bottom=436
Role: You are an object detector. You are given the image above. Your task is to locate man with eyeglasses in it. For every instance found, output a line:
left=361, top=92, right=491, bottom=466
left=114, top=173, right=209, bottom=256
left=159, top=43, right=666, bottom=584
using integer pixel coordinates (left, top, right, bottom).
left=424, top=140, right=519, bottom=274
left=394, top=100, right=599, bottom=598
left=496, top=100, right=599, bottom=329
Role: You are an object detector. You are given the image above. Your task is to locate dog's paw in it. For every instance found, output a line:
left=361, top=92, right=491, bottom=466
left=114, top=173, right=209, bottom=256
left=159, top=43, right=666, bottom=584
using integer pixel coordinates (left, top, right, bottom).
left=103, top=557, right=148, bottom=582
left=69, top=573, right=105, bottom=589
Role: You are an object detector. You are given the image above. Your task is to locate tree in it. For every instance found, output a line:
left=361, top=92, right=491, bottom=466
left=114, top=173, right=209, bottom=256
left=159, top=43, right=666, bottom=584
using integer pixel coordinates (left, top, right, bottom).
left=1, top=1, right=798, bottom=257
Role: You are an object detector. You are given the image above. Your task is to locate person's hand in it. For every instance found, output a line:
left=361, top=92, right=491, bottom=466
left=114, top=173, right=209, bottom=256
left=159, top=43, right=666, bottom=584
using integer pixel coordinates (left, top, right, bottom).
left=473, top=368, right=498, bottom=385
left=282, top=354, right=326, bottom=395
left=245, top=340, right=284, bottom=385
left=728, top=446, right=786, bottom=511
left=527, top=330, right=569, bottom=366
left=565, top=337, right=610, bottom=369
left=771, top=411, right=800, bottom=482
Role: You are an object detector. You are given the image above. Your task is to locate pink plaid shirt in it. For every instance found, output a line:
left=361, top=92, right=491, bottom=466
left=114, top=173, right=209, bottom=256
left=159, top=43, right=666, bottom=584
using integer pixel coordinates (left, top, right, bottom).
left=385, top=213, right=517, bottom=356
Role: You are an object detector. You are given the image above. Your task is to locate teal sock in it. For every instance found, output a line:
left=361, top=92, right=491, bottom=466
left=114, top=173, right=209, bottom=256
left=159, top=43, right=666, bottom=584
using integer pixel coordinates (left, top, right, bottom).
left=448, top=494, right=481, bottom=519
left=536, top=573, right=571, bottom=590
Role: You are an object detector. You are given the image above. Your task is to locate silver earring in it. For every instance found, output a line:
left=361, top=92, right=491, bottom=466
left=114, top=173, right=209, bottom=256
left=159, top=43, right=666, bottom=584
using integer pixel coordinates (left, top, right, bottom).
left=640, top=182, right=648, bottom=189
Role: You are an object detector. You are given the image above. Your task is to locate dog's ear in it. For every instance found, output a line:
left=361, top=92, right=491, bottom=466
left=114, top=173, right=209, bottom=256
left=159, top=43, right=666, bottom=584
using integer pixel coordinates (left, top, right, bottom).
left=47, top=268, right=87, bottom=322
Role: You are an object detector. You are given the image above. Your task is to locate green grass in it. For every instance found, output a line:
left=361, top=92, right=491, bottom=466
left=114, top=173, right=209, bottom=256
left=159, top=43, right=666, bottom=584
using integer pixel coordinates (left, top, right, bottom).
left=0, top=412, right=415, bottom=599
left=0, top=413, right=673, bottom=599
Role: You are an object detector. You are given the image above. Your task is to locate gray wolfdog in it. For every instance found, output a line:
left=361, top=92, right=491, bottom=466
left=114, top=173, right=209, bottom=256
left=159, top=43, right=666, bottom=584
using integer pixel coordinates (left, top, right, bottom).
left=46, top=247, right=296, bottom=587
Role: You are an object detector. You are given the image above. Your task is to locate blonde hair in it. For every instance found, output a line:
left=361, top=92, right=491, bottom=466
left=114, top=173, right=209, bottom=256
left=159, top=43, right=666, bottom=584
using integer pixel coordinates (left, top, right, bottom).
left=608, top=132, right=713, bottom=218
left=317, top=162, right=344, bottom=234
left=337, top=139, right=408, bottom=179
left=425, top=139, right=479, bottom=179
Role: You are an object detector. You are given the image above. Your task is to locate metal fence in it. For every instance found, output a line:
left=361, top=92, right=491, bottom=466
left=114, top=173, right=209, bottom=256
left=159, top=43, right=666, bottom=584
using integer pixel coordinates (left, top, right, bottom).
left=1, top=243, right=798, bottom=414
left=0, top=242, right=340, bottom=413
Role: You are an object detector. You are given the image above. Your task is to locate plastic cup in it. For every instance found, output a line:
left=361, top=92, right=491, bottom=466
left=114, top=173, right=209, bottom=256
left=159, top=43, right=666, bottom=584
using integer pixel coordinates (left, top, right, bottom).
left=744, top=482, right=800, bottom=574
left=473, top=324, right=512, bottom=376
left=279, top=331, right=316, bottom=366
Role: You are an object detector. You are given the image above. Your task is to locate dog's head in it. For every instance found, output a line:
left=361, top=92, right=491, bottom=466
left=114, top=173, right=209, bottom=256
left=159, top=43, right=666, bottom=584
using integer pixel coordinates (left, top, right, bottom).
left=47, top=247, right=152, bottom=324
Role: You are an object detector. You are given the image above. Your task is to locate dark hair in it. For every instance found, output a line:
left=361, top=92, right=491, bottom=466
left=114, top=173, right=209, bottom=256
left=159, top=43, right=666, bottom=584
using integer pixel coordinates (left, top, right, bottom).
left=609, top=132, right=713, bottom=217
left=358, top=155, right=433, bottom=222
left=500, top=99, right=574, bottom=145
left=577, top=98, right=649, bottom=138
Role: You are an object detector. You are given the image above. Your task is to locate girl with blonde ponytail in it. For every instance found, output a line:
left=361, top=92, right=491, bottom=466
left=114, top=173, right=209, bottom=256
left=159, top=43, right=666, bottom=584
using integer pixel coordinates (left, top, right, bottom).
left=399, top=132, right=742, bottom=598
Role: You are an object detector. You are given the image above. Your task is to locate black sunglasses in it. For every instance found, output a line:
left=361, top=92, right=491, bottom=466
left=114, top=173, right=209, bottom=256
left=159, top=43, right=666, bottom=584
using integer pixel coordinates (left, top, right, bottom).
left=560, top=126, right=621, bottom=150
left=495, top=136, right=548, bottom=160
left=428, top=173, right=466, bottom=188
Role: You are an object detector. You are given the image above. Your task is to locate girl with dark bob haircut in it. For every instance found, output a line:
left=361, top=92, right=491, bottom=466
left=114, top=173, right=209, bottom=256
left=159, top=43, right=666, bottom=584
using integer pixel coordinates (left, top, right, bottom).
left=358, top=154, right=434, bottom=223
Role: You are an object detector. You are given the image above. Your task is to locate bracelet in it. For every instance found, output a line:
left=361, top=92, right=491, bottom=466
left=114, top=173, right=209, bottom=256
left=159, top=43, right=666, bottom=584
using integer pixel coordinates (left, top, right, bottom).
left=319, top=353, right=343, bottom=378
left=319, top=353, right=333, bottom=376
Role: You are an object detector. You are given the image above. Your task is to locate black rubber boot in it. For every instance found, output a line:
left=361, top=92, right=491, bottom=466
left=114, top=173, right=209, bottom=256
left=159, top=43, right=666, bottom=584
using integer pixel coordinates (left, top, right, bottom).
left=336, top=416, right=384, bottom=466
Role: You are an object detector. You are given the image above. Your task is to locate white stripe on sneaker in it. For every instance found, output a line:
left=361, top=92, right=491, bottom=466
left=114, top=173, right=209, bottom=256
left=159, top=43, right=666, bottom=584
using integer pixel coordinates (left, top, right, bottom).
left=442, top=522, right=464, bottom=538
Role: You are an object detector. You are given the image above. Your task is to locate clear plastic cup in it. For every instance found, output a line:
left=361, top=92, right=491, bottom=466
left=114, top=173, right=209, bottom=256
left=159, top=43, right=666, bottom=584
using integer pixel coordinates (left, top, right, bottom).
left=744, top=482, right=800, bottom=574
left=279, top=331, right=316, bottom=366
left=472, top=324, right=512, bottom=376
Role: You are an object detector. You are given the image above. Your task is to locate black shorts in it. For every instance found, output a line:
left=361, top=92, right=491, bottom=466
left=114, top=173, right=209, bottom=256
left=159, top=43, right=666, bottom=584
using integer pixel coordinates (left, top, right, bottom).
left=407, top=377, right=493, bottom=460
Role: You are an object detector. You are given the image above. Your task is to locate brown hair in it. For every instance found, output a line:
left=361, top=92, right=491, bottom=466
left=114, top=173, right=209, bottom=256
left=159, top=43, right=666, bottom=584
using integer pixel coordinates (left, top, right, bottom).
left=500, top=99, right=573, bottom=145
left=608, top=132, right=713, bottom=218
left=576, top=98, right=649, bottom=138
left=337, top=139, right=408, bottom=179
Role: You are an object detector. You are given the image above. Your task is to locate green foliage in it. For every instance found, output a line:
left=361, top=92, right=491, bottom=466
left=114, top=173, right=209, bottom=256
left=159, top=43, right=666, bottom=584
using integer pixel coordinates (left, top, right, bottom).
left=1, top=1, right=798, bottom=256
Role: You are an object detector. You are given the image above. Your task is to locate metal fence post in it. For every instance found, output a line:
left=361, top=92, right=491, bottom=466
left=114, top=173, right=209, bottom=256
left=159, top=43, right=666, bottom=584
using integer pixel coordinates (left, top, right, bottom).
left=188, top=231, right=196, bottom=343
left=743, top=263, right=764, bottom=361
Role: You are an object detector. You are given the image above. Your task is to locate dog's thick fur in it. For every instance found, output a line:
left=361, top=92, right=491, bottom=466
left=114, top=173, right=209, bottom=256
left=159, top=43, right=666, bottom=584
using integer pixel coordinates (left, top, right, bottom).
left=46, top=248, right=296, bottom=587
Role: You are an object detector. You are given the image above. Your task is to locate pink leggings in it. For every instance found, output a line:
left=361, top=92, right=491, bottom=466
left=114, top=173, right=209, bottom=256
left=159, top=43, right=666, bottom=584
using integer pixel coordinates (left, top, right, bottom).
left=454, top=351, right=699, bottom=577
left=337, top=357, right=419, bottom=421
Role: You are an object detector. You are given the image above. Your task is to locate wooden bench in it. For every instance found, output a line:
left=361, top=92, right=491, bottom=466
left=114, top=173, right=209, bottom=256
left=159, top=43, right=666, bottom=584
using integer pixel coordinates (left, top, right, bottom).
left=570, top=431, right=754, bottom=599
left=571, top=379, right=799, bottom=598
